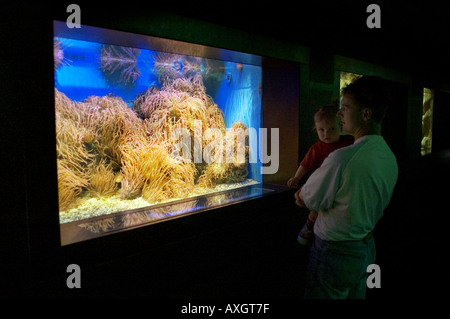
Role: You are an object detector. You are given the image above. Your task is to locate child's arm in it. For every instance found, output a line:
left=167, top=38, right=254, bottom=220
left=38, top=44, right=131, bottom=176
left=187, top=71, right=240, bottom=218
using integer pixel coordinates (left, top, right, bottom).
left=287, top=165, right=309, bottom=188
left=294, top=186, right=305, bottom=207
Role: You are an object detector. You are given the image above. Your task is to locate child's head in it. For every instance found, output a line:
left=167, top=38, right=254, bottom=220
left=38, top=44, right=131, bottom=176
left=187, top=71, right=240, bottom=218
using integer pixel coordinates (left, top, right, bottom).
left=314, top=105, right=341, bottom=143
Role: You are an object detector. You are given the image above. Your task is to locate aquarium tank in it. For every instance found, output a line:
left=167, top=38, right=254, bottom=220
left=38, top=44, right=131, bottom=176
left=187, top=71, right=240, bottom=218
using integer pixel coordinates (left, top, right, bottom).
left=421, top=88, right=433, bottom=156
left=54, top=21, right=269, bottom=245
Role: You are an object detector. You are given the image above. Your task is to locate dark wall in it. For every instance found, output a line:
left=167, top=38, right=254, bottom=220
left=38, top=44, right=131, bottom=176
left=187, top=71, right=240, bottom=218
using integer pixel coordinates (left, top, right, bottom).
left=382, top=80, right=409, bottom=164
left=262, top=60, right=300, bottom=184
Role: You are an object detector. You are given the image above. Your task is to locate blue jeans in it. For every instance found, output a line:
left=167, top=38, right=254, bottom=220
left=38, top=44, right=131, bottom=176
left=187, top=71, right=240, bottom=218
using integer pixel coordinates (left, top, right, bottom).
left=304, top=233, right=376, bottom=299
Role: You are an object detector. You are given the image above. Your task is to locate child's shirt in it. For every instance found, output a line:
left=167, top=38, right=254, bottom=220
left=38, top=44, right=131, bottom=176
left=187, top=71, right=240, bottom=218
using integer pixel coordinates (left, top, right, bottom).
left=300, top=135, right=354, bottom=171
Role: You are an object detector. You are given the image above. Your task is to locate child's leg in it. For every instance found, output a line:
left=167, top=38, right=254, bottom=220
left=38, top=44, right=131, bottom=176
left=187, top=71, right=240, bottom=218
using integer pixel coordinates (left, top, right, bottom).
left=297, top=211, right=317, bottom=246
left=308, top=210, right=318, bottom=222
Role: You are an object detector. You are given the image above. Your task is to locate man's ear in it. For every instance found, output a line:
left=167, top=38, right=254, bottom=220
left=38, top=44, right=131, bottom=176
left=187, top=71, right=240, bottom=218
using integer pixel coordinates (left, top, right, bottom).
left=362, top=107, right=373, bottom=121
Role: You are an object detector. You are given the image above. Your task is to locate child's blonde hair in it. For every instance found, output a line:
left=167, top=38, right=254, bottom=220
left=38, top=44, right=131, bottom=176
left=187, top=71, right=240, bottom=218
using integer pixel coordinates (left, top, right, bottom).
left=313, top=104, right=339, bottom=129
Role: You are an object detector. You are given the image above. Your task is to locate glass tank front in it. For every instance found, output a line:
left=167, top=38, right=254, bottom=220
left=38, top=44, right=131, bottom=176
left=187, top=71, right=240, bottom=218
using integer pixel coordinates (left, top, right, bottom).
left=54, top=21, right=271, bottom=245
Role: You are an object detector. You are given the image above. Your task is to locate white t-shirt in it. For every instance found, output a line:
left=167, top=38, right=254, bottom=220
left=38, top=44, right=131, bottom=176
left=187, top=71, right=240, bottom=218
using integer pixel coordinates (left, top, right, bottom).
left=300, top=135, right=398, bottom=241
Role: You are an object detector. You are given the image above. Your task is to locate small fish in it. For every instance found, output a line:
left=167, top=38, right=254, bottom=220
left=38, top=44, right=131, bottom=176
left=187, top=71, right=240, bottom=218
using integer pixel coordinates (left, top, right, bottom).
left=226, top=72, right=232, bottom=84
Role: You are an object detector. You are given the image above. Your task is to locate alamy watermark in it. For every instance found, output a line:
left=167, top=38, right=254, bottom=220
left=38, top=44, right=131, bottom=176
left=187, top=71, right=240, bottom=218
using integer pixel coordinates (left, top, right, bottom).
left=367, top=263, right=381, bottom=288
left=66, top=4, right=81, bottom=29
left=366, top=4, right=381, bottom=29
left=66, top=264, right=81, bottom=288
left=170, top=120, right=279, bottom=175
left=66, top=263, right=381, bottom=290
left=67, top=4, right=381, bottom=30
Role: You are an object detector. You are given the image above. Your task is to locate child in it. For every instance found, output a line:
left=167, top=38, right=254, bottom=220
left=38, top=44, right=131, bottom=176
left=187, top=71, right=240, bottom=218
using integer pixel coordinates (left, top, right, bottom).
left=287, top=105, right=353, bottom=245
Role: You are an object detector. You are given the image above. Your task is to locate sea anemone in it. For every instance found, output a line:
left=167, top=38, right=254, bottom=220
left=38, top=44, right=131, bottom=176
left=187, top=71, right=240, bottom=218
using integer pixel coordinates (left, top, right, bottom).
left=197, top=122, right=249, bottom=188
left=84, top=94, right=144, bottom=167
left=55, top=57, right=251, bottom=220
left=87, top=159, right=117, bottom=198
left=119, top=142, right=146, bottom=200
left=57, top=159, right=88, bottom=211
left=54, top=38, right=71, bottom=70
left=140, top=144, right=196, bottom=203
left=152, top=52, right=185, bottom=85
left=99, top=44, right=141, bottom=85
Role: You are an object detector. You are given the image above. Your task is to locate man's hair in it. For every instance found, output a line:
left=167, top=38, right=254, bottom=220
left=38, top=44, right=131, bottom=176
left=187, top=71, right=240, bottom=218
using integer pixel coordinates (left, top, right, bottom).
left=341, top=75, right=392, bottom=123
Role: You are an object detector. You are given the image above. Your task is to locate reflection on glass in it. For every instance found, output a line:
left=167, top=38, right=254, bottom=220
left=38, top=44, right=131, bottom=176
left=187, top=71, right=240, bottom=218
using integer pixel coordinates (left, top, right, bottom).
left=422, top=88, right=433, bottom=156
left=60, top=184, right=276, bottom=245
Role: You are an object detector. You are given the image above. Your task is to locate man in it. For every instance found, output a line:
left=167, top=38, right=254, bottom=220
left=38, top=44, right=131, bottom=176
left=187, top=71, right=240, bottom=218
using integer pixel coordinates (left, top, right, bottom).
left=295, top=76, right=398, bottom=298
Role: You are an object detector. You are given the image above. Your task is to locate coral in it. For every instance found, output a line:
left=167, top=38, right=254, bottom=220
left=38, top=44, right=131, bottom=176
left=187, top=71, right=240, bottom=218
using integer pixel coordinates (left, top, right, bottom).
left=99, top=45, right=141, bottom=85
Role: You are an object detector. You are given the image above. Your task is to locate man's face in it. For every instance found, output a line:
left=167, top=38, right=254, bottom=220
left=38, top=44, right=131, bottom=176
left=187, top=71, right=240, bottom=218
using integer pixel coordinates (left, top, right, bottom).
left=337, top=94, right=365, bottom=135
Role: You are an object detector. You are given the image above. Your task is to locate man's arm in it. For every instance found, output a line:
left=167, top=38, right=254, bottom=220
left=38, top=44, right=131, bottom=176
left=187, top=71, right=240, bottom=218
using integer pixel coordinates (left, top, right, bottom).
left=298, top=153, right=342, bottom=212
